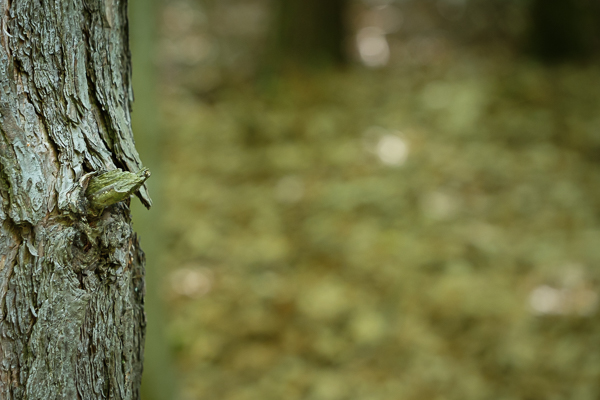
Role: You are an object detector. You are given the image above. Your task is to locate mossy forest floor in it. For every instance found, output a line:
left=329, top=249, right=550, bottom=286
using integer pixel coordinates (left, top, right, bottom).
left=160, top=55, right=600, bottom=400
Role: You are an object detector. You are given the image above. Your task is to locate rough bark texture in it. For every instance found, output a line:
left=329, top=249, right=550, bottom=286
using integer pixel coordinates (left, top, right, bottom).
left=0, top=0, right=149, bottom=399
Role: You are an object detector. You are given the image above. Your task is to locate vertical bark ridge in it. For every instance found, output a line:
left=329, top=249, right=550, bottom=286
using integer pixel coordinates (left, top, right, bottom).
left=0, top=0, right=148, bottom=399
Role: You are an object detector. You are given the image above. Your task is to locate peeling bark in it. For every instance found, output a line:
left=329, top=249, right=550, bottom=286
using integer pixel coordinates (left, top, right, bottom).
left=0, top=1, right=148, bottom=399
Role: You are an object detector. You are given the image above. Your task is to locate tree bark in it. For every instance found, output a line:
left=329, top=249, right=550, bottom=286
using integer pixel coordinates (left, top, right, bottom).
left=0, top=1, right=149, bottom=399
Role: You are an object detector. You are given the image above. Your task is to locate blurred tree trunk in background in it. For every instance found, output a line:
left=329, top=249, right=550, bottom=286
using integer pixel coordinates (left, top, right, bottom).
left=271, top=0, right=349, bottom=69
left=129, top=0, right=179, bottom=399
left=528, top=0, right=600, bottom=62
left=0, top=1, right=149, bottom=399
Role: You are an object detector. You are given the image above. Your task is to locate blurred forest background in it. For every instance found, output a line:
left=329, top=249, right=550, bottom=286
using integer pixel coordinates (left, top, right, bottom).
left=128, top=0, right=600, bottom=399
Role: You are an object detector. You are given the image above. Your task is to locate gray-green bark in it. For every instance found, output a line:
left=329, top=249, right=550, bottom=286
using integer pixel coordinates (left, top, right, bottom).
left=0, top=0, right=149, bottom=399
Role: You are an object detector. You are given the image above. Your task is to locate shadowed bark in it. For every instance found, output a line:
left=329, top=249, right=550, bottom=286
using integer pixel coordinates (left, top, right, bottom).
left=0, top=0, right=149, bottom=399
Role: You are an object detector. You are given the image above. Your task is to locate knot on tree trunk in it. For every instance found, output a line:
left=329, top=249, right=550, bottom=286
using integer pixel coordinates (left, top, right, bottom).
left=63, top=168, right=151, bottom=219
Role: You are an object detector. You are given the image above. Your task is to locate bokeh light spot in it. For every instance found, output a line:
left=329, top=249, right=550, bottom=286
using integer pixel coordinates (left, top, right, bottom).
left=170, top=267, right=214, bottom=298
left=376, top=134, right=408, bottom=166
left=357, top=27, right=390, bottom=67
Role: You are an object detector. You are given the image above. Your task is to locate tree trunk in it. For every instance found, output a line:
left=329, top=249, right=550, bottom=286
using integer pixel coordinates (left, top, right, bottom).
left=528, top=0, right=600, bottom=62
left=271, top=0, right=348, bottom=69
left=0, top=1, right=150, bottom=399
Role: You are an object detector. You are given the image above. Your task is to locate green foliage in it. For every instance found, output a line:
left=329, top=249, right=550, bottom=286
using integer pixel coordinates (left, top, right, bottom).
left=161, top=60, right=600, bottom=400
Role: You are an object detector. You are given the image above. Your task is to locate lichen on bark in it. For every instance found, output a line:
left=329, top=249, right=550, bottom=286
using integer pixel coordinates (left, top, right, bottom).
left=0, top=0, right=149, bottom=399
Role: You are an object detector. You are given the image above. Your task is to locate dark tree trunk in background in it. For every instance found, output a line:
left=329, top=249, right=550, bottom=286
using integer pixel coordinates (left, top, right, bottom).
left=0, top=1, right=149, bottom=399
left=273, top=0, right=348, bottom=68
left=529, top=0, right=600, bottom=62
